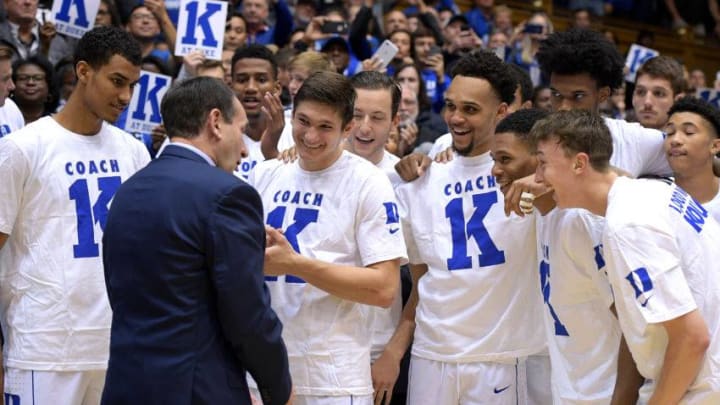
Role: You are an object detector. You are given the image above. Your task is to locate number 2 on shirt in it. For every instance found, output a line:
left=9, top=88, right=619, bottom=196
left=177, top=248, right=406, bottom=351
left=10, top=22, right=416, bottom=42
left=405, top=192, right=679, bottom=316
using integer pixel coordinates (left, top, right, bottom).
left=445, top=192, right=505, bottom=270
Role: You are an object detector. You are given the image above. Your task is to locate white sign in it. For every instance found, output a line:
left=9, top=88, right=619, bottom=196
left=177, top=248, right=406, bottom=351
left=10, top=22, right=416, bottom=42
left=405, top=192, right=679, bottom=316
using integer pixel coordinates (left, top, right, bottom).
left=624, top=44, right=659, bottom=83
left=174, top=0, right=227, bottom=60
left=696, top=88, right=720, bottom=109
left=125, top=71, right=172, bottom=134
left=51, top=0, right=100, bottom=39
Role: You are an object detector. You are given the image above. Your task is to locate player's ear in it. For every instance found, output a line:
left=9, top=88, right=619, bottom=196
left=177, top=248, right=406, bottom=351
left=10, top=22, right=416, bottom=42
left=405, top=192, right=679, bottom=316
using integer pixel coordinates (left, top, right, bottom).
left=496, top=102, right=508, bottom=121
left=710, top=137, right=720, bottom=156
left=598, top=86, right=611, bottom=103
left=75, top=61, right=91, bottom=84
left=573, top=152, right=590, bottom=172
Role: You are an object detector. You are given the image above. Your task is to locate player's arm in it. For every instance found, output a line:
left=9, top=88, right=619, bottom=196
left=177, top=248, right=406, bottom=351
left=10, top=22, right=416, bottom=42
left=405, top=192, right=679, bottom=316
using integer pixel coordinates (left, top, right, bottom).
left=264, top=227, right=400, bottom=308
left=372, top=263, right=427, bottom=405
left=610, top=304, right=643, bottom=405
left=648, top=309, right=710, bottom=404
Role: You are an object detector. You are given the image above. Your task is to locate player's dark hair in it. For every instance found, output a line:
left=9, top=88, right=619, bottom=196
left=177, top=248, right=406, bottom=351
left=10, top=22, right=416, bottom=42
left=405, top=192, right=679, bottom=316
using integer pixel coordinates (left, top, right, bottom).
left=508, top=63, right=533, bottom=104
left=495, top=108, right=549, bottom=141
left=636, top=56, right=686, bottom=96
left=668, top=96, right=720, bottom=138
left=350, top=71, right=401, bottom=117
left=74, top=26, right=142, bottom=71
left=536, top=29, right=624, bottom=91
left=530, top=110, right=613, bottom=171
left=451, top=50, right=516, bottom=104
left=231, top=44, right=278, bottom=79
left=161, top=77, right=236, bottom=139
left=293, top=71, right=355, bottom=126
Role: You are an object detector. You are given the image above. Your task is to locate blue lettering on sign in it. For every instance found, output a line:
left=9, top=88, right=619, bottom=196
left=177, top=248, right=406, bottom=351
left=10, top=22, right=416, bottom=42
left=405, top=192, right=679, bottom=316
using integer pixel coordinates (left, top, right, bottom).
left=625, top=267, right=653, bottom=307
left=265, top=205, right=319, bottom=283
left=181, top=1, right=221, bottom=47
left=445, top=192, right=505, bottom=270
left=131, top=74, right=168, bottom=122
left=68, top=176, right=121, bottom=258
left=4, top=394, right=20, bottom=405
left=54, top=0, right=90, bottom=28
left=539, top=245, right=569, bottom=336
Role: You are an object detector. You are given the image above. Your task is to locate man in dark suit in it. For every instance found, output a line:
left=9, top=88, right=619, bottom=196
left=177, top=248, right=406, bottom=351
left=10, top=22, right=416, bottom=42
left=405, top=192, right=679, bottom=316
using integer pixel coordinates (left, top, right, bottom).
left=101, top=77, right=292, bottom=405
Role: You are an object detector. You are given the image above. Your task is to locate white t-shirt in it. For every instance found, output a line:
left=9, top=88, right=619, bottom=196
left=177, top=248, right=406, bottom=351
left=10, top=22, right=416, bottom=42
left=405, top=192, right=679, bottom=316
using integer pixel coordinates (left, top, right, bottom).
left=0, top=117, right=151, bottom=371
left=537, top=208, right=621, bottom=404
left=234, top=133, right=264, bottom=181
left=703, top=181, right=720, bottom=225
left=369, top=150, right=403, bottom=360
left=276, top=108, right=295, bottom=153
left=0, top=99, right=25, bottom=138
left=604, top=117, right=670, bottom=177
left=249, top=151, right=407, bottom=396
left=395, top=152, right=546, bottom=363
left=428, top=132, right=451, bottom=159
left=604, top=177, right=720, bottom=402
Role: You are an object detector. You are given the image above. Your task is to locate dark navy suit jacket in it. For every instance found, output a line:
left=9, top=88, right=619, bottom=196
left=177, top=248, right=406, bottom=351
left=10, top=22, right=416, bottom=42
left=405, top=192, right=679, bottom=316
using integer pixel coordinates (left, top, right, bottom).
left=101, top=145, right=291, bottom=405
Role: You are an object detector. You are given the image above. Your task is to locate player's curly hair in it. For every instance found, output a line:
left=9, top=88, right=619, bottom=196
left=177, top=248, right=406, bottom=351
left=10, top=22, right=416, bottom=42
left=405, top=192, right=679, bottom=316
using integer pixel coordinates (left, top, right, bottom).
left=74, top=26, right=142, bottom=70
left=668, top=96, right=720, bottom=138
left=451, top=50, right=516, bottom=104
left=536, top=29, right=624, bottom=91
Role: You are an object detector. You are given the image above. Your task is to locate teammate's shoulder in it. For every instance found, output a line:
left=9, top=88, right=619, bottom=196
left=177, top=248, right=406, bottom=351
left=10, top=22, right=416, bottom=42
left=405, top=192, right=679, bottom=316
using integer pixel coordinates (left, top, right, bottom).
left=604, top=117, right=663, bottom=139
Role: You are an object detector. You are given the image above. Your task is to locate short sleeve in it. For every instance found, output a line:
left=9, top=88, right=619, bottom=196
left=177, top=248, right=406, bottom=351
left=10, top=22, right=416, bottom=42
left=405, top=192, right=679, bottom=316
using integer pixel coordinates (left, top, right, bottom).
left=634, top=126, right=672, bottom=177
left=604, top=224, right=696, bottom=324
left=355, top=173, right=408, bottom=267
left=0, top=139, right=30, bottom=235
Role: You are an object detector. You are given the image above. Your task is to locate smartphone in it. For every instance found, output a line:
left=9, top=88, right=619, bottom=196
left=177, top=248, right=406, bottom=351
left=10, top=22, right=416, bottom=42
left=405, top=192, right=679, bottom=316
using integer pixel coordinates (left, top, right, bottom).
left=524, top=23, right=544, bottom=34
left=372, top=40, right=399, bottom=69
left=321, top=21, right=349, bottom=35
left=428, top=45, right=442, bottom=57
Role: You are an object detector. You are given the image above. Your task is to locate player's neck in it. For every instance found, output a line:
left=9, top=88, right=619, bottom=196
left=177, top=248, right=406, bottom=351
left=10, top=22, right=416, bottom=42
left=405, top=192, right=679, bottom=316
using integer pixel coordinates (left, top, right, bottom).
left=584, top=170, right=618, bottom=217
left=245, top=119, right=264, bottom=141
left=674, top=169, right=720, bottom=204
left=54, top=92, right=103, bottom=135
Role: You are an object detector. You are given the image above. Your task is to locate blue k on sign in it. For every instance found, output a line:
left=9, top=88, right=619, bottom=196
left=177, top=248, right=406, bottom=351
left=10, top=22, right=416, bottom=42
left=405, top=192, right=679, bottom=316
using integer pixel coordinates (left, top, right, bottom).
left=51, top=0, right=100, bottom=38
left=174, top=0, right=227, bottom=60
left=125, top=70, right=172, bottom=134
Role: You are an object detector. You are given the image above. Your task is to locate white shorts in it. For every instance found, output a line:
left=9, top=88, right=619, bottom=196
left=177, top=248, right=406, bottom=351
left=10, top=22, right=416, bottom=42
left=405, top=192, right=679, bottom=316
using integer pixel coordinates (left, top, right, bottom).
left=4, top=368, right=106, bottom=405
left=526, top=354, right=552, bottom=405
left=250, top=388, right=372, bottom=405
left=407, top=356, right=530, bottom=405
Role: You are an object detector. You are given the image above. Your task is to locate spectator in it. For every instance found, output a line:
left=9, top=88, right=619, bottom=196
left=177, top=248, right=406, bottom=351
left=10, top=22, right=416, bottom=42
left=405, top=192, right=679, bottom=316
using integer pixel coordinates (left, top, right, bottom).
left=492, top=4, right=513, bottom=38
left=224, top=13, right=247, bottom=52
left=632, top=56, right=686, bottom=130
left=508, top=11, right=553, bottom=86
left=321, top=37, right=360, bottom=76
left=241, top=0, right=294, bottom=47
left=689, top=68, right=707, bottom=91
left=464, top=0, right=494, bottom=39
left=294, top=0, right=318, bottom=28
left=0, top=0, right=56, bottom=60
left=442, top=15, right=482, bottom=70
left=571, top=8, right=593, bottom=29
left=53, top=57, right=75, bottom=112
left=384, top=10, right=409, bottom=34
left=664, top=0, right=720, bottom=37
left=412, top=25, right=449, bottom=112
left=125, top=5, right=176, bottom=70
left=532, top=84, right=553, bottom=111
left=11, top=55, right=57, bottom=123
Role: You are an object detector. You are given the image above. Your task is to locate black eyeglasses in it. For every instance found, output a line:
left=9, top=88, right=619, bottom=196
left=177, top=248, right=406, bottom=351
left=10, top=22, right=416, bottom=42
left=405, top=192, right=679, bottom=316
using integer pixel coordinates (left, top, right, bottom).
left=15, top=74, right=46, bottom=83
